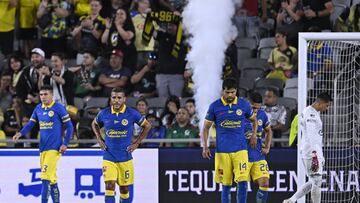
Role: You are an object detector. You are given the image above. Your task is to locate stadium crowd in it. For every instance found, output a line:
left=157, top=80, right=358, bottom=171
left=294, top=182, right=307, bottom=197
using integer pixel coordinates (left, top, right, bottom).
left=0, top=0, right=356, bottom=148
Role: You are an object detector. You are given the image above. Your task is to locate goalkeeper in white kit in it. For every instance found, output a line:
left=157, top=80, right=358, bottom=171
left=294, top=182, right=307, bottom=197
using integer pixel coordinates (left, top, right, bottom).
left=283, top=92, right=332, bottom=203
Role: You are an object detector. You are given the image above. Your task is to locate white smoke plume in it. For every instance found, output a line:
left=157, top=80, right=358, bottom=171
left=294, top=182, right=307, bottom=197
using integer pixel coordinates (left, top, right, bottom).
left=182, top=0, right=241, bottom=139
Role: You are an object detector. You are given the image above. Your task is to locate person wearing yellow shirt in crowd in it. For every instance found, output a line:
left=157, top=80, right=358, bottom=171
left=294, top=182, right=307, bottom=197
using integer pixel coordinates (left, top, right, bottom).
left=130, top=0, right=155, bottom=69
left=19, top=0, right=40, bottom=58
left=335, top=3, right=360, bottom=32
left=0, top=0, right=18, bottom=56
left=267, top=31, right=297, bottom=82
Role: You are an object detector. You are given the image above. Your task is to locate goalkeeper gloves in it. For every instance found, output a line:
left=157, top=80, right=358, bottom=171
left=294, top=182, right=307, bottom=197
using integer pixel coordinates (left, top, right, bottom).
left=311, top=151, right=319, bottom=172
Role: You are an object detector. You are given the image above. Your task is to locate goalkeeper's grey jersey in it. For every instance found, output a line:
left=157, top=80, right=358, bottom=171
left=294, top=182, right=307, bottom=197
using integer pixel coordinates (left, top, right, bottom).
left=299, top=106, right=324, bottom=160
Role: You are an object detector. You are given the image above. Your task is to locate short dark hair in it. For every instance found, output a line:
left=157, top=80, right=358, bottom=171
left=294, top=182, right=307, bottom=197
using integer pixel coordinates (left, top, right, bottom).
left=316, top=92, right=332, bottom=102
left=40, top=85, right=53, bottom=92
left=222, top=78, right=238, bottom=90
left=51, top=52, right=65, bottom=61
left=136, top=97, right=148, bottom=106
left=266, top=87, right=279, bottom=97
left=185, top=98, right=195, bottom=105
left=111, top=87, right=126, bottom=95
left=83, top=49, right=97, bottom=59
left=249, top=92, right=262, bottom=103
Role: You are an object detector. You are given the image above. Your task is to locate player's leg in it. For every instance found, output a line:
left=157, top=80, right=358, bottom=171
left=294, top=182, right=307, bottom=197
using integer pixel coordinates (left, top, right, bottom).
left=215, top=152, right=234, bottom=203
left=103, top=160, right=118, bottom=203
left=253, top=160, right=270, bottom=203
left=118, top=160, right=134, bottom=203
left=283, top=158, right=316, bottom=203
left=40, top=150, right=61, bottom=203
left=310, top=160, right=324, bottom=203
left=232, top=150, right=249, bottom=203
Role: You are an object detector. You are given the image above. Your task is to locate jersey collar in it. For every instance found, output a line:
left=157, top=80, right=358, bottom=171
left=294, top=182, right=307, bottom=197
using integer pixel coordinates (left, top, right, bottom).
left=111, top=104, right=127, bottom=116
left=41, top=100, right=55, bottom=109
left=221, top=96, right=238, bottom=107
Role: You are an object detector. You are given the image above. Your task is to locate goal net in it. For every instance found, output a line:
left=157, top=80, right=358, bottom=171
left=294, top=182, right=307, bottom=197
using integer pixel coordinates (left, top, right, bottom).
left=298, top=33, right=360, bottom=203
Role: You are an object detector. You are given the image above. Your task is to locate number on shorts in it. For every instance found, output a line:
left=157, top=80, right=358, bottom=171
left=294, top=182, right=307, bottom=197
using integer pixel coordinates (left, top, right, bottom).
left=125, top=170, right=130, bottom=179
left=260, top=164, right=269, bottom=172
left=239, top=162, right=247, bottom=171
left=42, top=165, right=48, bottom=173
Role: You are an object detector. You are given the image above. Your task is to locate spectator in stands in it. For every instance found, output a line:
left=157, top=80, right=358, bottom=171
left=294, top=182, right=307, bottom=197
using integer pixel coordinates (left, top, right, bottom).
left=99, top=49, right=132, bottom=97
left=3, top=96, right=22, bottom=138
left=130, top=52, right=157, bottom=98
left=100, top=0, right=129, bottom=19
left=0, top=108, right=4, bottom=133
left=161, top=95, right=180, bottom=127
left=307, top=31, right=332, bottom=78
left=142, top=113, right=166, bottom=148
left=155, top=22, right=187, bottom=98
left=276, top=0, right=304, bottom=47
left=0, top=72, right=13, bottom=111
left=101, top=8, right=137, bottom=71
left=8, top=54, right=25, bottom=94
left=69, top=50, right=101, bottom=98
left=16, top=48, right=45, bottom=113
left=37, top=0, right=71, bottom=58
left=335, top=3, right=360, bottom=32
left=130, top=0, right=154, bottom=69
left=18, top=0, right=40, bottom=58
left=38, top=52, right=75, bottom=105
left=133, top=98, right=149, bottom=137
left=165, top=107, right=198, bottom=147
left=259, top=0, right=279, bottom=37
left=267, top=31, right=297, bottom=82
left=234, top=0, right=266, bottom=39
left=302, top=0, right=333, bottom=31
left=71, top=0, right=105, bottom=65
left=0, top=0, right=17, bottom=57
left=185, top=98, right=199, bottom=127
left=263, top=88, right=287, bottom=146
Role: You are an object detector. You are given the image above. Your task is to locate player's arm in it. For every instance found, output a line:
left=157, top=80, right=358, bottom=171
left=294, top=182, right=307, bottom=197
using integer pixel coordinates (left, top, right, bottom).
left=91, top=119, right=107, bottom=150
left=62, top=115, right=74, bottom=146
left=262, top=126, right=272, bottom=155
left=248, top=111, right=258, bottom=149
left=13, top=110, right=38, bottom=142
left=128, top=119, right=151, bottom=153
left=202, top=120, right=213, bottom=159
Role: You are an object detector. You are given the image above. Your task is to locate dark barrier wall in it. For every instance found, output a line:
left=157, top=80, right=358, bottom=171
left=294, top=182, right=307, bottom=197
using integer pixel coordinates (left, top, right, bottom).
left=159, top=148, right=298, bottom=203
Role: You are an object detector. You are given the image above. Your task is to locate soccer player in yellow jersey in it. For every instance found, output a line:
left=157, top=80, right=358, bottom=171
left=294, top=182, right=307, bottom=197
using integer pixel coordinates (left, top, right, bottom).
left=202, top=78, right=258, bottom=203
left=92, top=87, right=151, bottom=203
left=13, top=85, right=74, bottom=203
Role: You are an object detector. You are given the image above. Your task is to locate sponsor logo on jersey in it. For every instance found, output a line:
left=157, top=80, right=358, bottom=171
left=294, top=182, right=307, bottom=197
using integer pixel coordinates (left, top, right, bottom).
left=220, top=120, right=241, bottom=128
left=105, top=129, right=128, bottom=137
left=39, top=121, right=54, bottom=129
left=114, top=120, right=120, bottom=124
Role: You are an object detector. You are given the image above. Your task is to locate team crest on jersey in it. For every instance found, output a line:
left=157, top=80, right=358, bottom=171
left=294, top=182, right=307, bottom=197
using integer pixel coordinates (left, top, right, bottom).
left=122, top=119, right=128, bottom=126
left=258, top=119, right=263, bottom=126
left=48, top=111, right=54, bottom=117
left=185, top=130, right=190, bottom=136
left=236, top=109, right=242, bottom=116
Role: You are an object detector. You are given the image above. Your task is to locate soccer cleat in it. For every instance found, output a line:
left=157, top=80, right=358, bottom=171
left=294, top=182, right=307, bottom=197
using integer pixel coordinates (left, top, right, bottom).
left=282, top=199, right=294, bottom=203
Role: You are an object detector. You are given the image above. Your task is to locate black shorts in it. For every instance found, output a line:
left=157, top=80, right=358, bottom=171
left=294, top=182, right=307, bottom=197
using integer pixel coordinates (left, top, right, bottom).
left=18, top=28, right=38, bottom=40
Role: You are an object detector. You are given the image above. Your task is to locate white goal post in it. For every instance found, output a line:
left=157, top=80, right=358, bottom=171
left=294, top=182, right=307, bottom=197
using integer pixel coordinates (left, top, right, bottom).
left=298, top=33, right=360, bottom=203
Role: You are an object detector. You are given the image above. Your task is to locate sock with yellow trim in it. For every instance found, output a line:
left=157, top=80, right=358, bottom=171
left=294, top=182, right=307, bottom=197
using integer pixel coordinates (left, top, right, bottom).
left=256, top=187, right=269, bottom=203
left=105, top=190, right=115, bottom=203
left=120, top=191, right=130, bottom=203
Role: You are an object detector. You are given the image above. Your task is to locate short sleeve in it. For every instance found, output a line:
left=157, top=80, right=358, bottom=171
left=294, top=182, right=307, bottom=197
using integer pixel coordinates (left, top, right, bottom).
left=262, top=112, right=271, bottom=129
left=244, top=100, right=255, bottom=119
left=30, top=108, right=38, bottom=123
left=95, top=110, right=104, bottom=125
left=205, top=103, right=215, bottom=122
left=133, top=109, right=145, bottom=126
left=58, top=105, right=71, bottom=123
